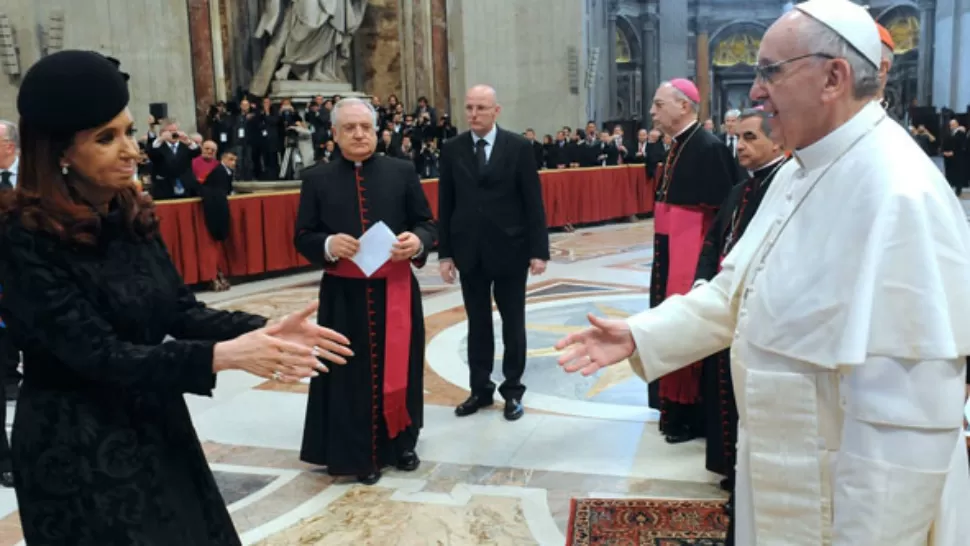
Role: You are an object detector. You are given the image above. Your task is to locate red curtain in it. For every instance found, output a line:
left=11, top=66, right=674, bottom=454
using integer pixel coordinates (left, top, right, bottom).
left=156, top=165, right=655, bottom=284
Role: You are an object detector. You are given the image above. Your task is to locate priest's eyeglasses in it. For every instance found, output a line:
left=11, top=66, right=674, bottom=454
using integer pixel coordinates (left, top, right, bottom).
left=755, top=53, right=837, bottom=83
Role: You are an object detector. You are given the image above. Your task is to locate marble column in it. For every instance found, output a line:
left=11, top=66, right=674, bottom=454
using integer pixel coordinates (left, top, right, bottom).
left=358, top=0, right=404, bottom=100
left=696, top=31, right=710, bottom=121
left=224, top=0, right=262, bottom=98
left=398, top=0, right=434, bottom=107
left=640, top=14, right=658, bottom=120
left=187, top=0, right=216, bottom=131
left=209, top=0, right=227, bottom=101
left=430, top=0, right=450, bottom=112
left=917, top=0, right=935, bottom=105
left=606, top=0, right=618, bottom=120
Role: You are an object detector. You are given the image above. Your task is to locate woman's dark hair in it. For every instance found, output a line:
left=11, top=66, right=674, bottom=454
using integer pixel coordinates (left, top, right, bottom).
left=0, top=118, right=158, bottom=246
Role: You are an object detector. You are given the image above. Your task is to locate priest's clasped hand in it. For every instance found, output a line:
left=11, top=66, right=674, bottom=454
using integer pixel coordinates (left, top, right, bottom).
left=554, top=313, right=636, bottom=376
left=329, top=234, right=360, bottom=260
left=212, top=302, right=353, bottom=382
left=391, top=231, right=422, bottom=261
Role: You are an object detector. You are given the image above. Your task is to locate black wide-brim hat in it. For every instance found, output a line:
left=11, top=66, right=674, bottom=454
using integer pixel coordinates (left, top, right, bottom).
left=17, top=50, right=131, bottom=135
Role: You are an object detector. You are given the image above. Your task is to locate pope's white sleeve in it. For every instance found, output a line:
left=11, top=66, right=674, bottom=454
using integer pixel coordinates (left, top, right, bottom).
left=832, top=356, right=964, bottom=546
left=625, top=269, right=735, bottom=382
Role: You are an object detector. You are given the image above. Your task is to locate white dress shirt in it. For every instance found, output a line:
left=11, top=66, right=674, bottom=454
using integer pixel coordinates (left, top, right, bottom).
left=1, top=156, right=18, bottom=188
left=471, top=124, right=497, bottom=163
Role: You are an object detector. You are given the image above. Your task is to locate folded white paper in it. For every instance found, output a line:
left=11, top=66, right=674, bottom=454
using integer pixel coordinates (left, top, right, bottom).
left=351, top=220, right=397, bottom=277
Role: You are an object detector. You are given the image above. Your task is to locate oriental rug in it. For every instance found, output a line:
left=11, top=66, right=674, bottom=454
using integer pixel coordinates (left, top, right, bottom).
left=566, top=498, right=729, bottom=545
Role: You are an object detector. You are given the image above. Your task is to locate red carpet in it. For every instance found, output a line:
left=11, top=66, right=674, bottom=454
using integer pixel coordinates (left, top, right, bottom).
left=566, top=498, right=729, bottom=545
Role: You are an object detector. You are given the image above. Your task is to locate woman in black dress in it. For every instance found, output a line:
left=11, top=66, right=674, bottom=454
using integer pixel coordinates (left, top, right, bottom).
left=0, top=51, right=353, bottom=545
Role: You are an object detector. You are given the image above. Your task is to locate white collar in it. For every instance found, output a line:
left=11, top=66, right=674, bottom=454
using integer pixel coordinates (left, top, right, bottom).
left=792, top=102, right=884, bottom=171
left=4, top=156, right=18, bottom=176
left=673, top=120, right=698, bottom=140
left=472, top=125, right=497, bottom=147
left=747, top=155, right=786, bottom=178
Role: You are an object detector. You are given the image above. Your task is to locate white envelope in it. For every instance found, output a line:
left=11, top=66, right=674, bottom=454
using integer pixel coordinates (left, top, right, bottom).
left=351, top=221, right=397, bottom=277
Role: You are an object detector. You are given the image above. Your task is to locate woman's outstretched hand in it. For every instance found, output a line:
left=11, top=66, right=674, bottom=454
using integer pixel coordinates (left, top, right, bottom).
left=554, top=314, right=636, bottom=376
left=212, top=302, right=353, bottom=382
left=213, top=327, right=325, bottom=382
left=271, top=302, right=353, bottom=371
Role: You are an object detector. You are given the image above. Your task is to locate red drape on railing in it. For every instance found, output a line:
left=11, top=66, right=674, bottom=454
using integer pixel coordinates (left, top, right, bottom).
left=155, top=165, right=654, bottom=284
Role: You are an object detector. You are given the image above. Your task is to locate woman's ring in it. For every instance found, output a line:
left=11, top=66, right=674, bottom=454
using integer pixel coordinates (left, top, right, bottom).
left=271, top=370, right=283, bottom=381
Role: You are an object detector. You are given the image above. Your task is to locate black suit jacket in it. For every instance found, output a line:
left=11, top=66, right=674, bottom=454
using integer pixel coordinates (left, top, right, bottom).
left=147, top=141, right=201, bottom=200
left=438, top=127, right=550, bottom=276
left=199, top=165, right=233, bottom=241
left=204, top=165, right=234, bottom=195
left=529, top=141, right=544, bottom=169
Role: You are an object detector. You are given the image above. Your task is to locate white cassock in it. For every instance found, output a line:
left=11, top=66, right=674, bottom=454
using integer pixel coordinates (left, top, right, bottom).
left=627, top=102, right=970, bottom=545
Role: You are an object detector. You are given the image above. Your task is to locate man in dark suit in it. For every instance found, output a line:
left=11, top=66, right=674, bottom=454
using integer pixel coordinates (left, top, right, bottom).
left=438, top=85, right=550, bottom=421
left=147, top=120, right=202, bottom=200
left=524, top=128, right=544, bottom=169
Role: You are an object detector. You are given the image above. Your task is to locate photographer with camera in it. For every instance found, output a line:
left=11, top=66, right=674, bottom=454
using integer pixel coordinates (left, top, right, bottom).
left=208, top=101, right=232, bottom=155
left=147, top=120, right=201, bottom=200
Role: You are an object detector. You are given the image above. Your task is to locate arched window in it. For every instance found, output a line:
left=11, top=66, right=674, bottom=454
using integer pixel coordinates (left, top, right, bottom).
left=615, top=29, right=631, bottom=63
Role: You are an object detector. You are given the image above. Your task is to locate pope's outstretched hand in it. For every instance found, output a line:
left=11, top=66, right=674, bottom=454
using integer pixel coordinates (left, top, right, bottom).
left=555, top=314, right=637, bottom=376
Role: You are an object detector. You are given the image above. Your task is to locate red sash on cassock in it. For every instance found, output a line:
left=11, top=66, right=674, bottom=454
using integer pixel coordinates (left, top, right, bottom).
left=653, top=201, right=716, bottom=403
left=329, top=258, right=413, bottom=439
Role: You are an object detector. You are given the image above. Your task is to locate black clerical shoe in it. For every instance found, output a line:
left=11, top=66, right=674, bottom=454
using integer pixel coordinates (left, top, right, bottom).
left=396, top=451, right=420, bottom=472
left=357, top=471, right=381, bottom=486
left=503, top=399, right=524, bottom=421
left=0, top=470, right=13, bottom=488
left=455, top=394, right=494, bottom=417
left=663, top=429, right=700, bottom=444
left=724, top=496, right=734, bottom=516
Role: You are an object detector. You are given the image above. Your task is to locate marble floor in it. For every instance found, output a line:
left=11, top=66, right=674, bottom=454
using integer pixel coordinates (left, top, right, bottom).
left=2, top=203, right=968, bottom=544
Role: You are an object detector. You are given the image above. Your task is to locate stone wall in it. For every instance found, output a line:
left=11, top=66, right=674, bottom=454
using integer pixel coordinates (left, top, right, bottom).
left=445, top=0, right=587, bottom=135
left=0, top=0, right=198, bottom=132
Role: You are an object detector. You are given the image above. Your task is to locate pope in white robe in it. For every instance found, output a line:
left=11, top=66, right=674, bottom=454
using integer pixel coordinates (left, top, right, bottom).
left=556, top=2, right=970, bottom=545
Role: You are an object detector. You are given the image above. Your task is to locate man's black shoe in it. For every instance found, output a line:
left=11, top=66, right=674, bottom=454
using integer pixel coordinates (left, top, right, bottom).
left=455, top=394, right=494, bottom=417
left=503, top=399, right=524, bottom=421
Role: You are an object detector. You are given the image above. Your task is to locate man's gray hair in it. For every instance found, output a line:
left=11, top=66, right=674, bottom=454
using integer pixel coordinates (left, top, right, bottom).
left=724, top=109, right=741, bottom=120
left=332, top=98, right=378, bottom=128
left=799, top=16, right=881, bottom=100
left=0, top=120, right=19, bottom=149
left=738, top=108, right=773, bottom=137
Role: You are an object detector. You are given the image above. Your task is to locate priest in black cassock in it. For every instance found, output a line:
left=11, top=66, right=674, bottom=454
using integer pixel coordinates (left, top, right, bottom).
left=294, top=98, right=437, bottom=485
left=693, top=109, right=788, bottom=528
left=646, top=79, right=737, bottom=444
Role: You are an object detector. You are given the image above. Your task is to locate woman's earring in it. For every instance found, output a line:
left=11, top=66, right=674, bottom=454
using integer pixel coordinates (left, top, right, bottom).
left=61, top=165, right=69, bottom=175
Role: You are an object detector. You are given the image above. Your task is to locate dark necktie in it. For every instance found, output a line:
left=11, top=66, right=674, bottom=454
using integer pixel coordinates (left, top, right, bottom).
left=0, top=171, right=12, bottom=191
left=475, top=139, right=487, bottom=170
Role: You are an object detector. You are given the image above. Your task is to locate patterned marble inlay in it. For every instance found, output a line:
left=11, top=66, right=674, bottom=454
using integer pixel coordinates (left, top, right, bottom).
left=251, top=485, right=538, bottom=545
left=549, top=223, right=653, bottom=263
left=214, top=470, right=277, bottom=506
left=429, top=294, right=654, bottom=418
left=200, top=443, right=725, bottom=542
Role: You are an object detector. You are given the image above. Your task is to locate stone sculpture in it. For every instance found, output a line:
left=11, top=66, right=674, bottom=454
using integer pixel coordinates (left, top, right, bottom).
left=251, top=0, right=368, bottom=97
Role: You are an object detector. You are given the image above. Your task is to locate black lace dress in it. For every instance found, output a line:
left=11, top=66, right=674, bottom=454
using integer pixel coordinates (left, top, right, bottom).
left=0, top=209, right=266, bottom=546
